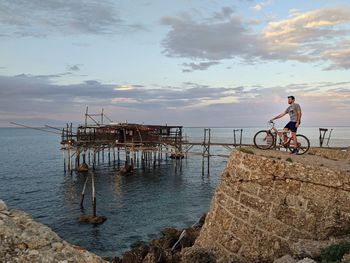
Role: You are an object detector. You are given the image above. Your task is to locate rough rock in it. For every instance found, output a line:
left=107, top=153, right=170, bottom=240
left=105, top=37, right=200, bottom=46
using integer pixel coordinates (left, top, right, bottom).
left=122, top=245, right=149, bottom=263
left=290, top=238, right=350, bottom=259
left=342, top=253, right=350, bottom=262
left=181, top=247, right=217, bottom=263
left=273, top=254, right=296, bottom=263
left=295, top=258, right=317, bottom=263
left=0, top=200, right=106, bottom=263
left=0, top=199, right=8, bottom=211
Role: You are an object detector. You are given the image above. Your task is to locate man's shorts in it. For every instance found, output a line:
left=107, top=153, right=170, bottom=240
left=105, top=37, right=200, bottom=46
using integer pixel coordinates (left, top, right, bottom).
left=284, top=121, right=298, bottom=132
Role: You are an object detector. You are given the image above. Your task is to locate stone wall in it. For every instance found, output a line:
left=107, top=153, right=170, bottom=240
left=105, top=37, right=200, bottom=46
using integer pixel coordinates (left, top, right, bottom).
left=195, top=150, right=350, bottom=263
left=0, top=200, right=107, bottom=263
left=308, top=147, right=350, bottom=160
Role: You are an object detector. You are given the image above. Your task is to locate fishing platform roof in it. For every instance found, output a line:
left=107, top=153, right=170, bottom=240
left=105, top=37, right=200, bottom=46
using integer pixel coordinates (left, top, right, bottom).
left=78, top=123, right=182, bottom=130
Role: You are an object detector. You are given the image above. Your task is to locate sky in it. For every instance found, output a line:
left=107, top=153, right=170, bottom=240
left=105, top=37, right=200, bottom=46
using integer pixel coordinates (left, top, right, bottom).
left=0, top=0, right=350, bottom=127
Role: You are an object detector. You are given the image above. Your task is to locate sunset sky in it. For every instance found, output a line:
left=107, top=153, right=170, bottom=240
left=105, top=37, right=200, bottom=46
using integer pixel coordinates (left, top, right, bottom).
left=1, top=0, right=349, bottom=127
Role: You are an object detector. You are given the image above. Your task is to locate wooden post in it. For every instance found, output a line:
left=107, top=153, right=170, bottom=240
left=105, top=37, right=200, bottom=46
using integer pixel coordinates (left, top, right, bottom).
left=240, top=129, right=243, bottom=147
left=92, top=173, right=96, bottom=217
left=117, top=147, right=120, bottom=165
left=202, top=129, right=207, bottom=176
left=153, top=151, right=156, bottom=168
left=80, top=175, right=89, bottom=209
left=93, top=149, right=96, bottom=170
left=207, top=128, right=211, bottom=175
left=108, top=146, right=111, bottom=166
left=69, top=145, right=73, bottom=175
left=62, top=150, right=66, bottom=173
left=88, top=149, right=91, bottom=166
left=319, top=128, right=328, bottom=147
left=113, top=146, right=116, bottom=168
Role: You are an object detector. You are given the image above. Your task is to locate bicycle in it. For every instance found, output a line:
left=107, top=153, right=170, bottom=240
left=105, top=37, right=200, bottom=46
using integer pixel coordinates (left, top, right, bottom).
left=253, top=121, right=310, bottom=155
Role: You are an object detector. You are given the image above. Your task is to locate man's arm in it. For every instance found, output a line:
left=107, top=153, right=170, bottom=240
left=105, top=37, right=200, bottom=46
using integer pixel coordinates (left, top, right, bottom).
left=296, top=110, right=302, bottom=127
left=271, top=112, right=287, bottom=121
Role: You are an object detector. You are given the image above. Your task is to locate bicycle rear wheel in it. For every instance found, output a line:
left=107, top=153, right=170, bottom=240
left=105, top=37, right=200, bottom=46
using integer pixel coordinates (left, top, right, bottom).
left=253, top=130, right=275, bottom=150
left=288, top=134, right=310, bottom=155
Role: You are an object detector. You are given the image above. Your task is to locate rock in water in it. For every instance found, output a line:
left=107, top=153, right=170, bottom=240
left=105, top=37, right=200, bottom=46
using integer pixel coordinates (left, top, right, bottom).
left=77, top=163, right=89, bottom=172
left=79, top=215, right=107, bottom=224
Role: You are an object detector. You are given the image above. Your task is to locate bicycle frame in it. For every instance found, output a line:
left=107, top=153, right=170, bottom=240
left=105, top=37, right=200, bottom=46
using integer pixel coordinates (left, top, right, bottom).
left=269, top=124, right=292, bottom=148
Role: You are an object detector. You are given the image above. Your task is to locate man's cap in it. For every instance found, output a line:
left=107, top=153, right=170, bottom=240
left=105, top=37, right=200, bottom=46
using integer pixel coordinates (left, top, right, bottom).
left=288, top=96, right=295, bottom=100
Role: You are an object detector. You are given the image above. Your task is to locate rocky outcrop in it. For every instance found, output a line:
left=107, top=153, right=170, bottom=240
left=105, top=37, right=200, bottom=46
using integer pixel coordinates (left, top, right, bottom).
left=193, top=149, right=350, bottom=263
left=0, top=200, right=106, bottom=263
left=308, top=147, right=350, bottom=160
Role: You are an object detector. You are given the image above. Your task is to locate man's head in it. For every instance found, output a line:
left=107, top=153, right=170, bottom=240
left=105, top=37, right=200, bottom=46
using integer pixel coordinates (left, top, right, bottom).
left=288, top=96, right=295, bottom=104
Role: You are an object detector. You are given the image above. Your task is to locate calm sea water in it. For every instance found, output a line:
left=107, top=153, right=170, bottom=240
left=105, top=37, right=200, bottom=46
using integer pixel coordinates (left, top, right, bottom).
left=0, top=127, right=349, bottom=257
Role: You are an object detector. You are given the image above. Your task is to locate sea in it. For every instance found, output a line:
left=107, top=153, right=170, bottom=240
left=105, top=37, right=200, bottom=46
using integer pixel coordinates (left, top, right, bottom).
left=0, top=126, right=349, bottom=258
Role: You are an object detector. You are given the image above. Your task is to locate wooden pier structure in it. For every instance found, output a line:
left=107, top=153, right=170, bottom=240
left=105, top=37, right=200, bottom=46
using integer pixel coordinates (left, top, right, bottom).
left=61, top=120, right=184, bottom=174
left=60, top=109, right=244, bottom=176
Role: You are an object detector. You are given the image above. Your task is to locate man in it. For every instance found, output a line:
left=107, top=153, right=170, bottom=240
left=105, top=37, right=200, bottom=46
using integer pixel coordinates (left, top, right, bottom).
left=270, top=96, right=302, bottom=154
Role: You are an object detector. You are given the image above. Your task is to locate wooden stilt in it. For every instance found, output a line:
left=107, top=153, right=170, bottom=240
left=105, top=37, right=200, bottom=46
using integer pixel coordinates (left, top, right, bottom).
left=108, top=146, right=111, bottom=166
left=80, top=175, right=89, bottom=209
left=92, top=173, right=96, bottom=217
left=113, top=146, right=116, bottom=168
left=93, top=149, right=96, bottom=170
left=62, top=150, right=66, bottom=173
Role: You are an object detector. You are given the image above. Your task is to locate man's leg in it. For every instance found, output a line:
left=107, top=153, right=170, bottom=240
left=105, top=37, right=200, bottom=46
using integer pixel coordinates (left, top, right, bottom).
left=283, top=128, right=289, bottom=144
left=291, top=131, right=299, bottom=154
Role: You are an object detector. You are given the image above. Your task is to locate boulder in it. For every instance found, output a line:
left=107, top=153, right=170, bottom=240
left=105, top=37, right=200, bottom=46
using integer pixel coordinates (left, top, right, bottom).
left=122, top=245, right=149, bottom=263
left=181, top=247, right=216, bottom=263
left=296, top=258, right=317, bottom=263
left=78, top=215, right=107, bottom=224
left=77, top=163, right=89, bottom=172
left=0, top=200, right=8, bottom=211
left=274, top=254, right=296, bottom=263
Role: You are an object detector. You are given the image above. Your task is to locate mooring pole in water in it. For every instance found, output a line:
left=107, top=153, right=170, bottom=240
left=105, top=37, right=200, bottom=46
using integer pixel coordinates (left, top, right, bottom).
left=69, top=146, right=73, bottom=175
left=97, top=148, right=100, bottom=165
left=93, top=149, right=96, bottom=170
left=88, top=149, right=91, bottom=166
left=153, top=152, right=156, bottom=168
left=62, top=150, right=66, bottom=173
left=80, top=175, right=89, bottom=209
left=202, top=128, right=211, bottom=176
left=92, top=173, right=96, bottom=217
left=117, top=147, right=120, bottom=166
left=202, top=129, right=207, bottom=176
left=75, top=147, right=79, bottom=170
left=108, top=146, right=110, bottom=166
left=207, top=128, right=211, bottom=175
left=141, top=151, right=145, bottom=170
left=113, top=146, right=116, bottom=168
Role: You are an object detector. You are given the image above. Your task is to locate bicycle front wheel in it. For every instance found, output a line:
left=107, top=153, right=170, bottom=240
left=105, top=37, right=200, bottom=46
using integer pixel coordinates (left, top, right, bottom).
left=254, top=130, right=275, bottom=150
left=288, top=134, right=310, bottom=155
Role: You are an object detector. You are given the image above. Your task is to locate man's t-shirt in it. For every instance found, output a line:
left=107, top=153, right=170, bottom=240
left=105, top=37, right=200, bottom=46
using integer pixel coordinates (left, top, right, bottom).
left=285, top=103, right=301, bottom=122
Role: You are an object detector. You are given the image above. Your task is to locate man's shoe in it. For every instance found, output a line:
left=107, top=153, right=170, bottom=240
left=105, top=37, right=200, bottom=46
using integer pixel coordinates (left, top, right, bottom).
left=291, top=148, right=299, bottom=155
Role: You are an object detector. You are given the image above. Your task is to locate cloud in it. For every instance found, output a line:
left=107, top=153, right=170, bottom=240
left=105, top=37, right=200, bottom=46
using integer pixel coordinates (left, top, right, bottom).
left=161, top=6, right=350, bottom=70
left=253, top=4, right=262, bottom=11
left=0, top=74, right=349, bottom=127
left=161, top=9, right=261, bottom=61
left=0, top=0, right=144, bottom=37
left=182, top=61, right=220, bottom=72
left=68, top=65, right=81, bottom=71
